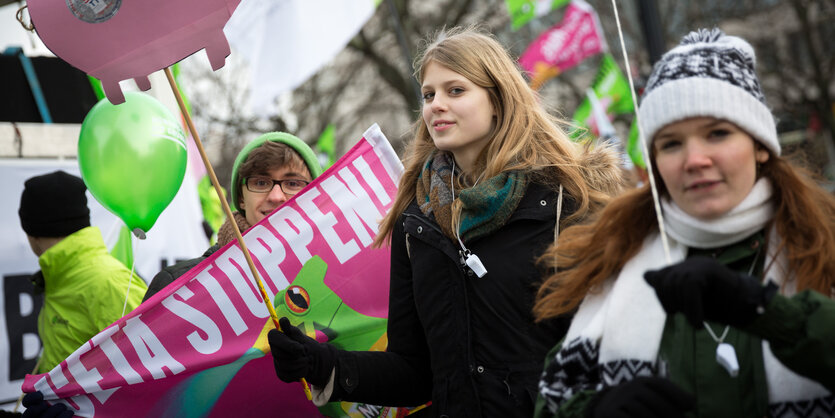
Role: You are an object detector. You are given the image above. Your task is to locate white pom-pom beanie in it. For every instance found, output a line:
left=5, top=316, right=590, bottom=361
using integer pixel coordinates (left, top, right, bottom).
left=638, top=28, right=780, bottom=156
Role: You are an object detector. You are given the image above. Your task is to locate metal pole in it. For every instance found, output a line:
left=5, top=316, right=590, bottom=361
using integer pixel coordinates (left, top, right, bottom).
left=636, top=0, right=665, bottom=65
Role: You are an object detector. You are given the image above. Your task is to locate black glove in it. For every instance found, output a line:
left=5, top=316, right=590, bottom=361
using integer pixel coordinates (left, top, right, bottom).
left=268, top=317, right=336, bottom=386
left=22, top=391, right=74, bottom=418
left=587, top=377, right=695, bottom=418
left=644, top=256, right=776, bottom=328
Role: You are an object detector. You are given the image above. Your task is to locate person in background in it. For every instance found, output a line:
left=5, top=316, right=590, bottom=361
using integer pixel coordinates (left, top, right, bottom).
left=18, top=170, right=147, bottom=374
left=21, top=132, right=323, bottom=418
left=534, top=28, right=835, bottom=418
left=268, top=27, right=624, bottom=417
left=142, top=132, right=323, bottom=301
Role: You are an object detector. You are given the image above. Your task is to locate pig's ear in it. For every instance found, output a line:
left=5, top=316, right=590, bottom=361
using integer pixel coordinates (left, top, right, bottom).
left=205, top=34, right=232, bottom=71
left=101, top=80, right=126, bottom=105
left=134, top=76, right=152, bottom=91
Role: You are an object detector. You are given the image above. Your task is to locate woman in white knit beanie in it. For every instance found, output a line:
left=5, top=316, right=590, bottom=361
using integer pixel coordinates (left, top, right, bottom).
left=533, top=28, right=835, bottom=418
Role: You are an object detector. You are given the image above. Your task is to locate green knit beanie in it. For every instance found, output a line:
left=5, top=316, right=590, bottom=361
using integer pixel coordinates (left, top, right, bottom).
left=230, top=132, right=323, bottom=212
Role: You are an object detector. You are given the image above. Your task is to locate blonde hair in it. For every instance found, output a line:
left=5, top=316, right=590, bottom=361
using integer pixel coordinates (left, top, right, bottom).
left=375, top=26, right=617, bottom=246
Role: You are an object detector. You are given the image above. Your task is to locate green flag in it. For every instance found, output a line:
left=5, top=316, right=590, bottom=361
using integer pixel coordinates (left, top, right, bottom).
left=87, top=75, right=105, bottom=101
left=315, top=124, right=336, bottom=170
left=197, top=175, right=226, bottom=245
left=572, top=53, right=634, bottom=132
left=627, top=119, right=646, bottom=169
left=570, top=54, right=646, bottom=169
left=170, top=63, right=193, bottom=118
left=109, top=224, right=134, bottom=268
left=506, top=0, right=570, bottom=31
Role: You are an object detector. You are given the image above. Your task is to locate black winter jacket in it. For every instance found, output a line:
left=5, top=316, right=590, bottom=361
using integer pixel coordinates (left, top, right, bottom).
left=331, top=182, right=575, bottom=417
left=142, top=244, right=220, bottom=302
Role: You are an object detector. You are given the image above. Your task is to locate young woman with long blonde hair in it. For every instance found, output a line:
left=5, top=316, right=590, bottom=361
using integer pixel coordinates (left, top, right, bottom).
left=268, top=27, right=623, bottom=416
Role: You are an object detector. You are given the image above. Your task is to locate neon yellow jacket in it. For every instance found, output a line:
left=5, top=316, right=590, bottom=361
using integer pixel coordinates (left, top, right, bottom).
left=37, top=226, right=147, bottom=373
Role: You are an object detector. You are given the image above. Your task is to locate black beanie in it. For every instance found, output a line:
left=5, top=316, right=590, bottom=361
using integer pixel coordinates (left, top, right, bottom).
left=19, top=170, right=91, bottom=237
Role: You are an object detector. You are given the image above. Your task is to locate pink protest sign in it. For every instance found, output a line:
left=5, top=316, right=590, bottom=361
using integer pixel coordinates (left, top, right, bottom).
left=22, top=125, right=414, bottom=417
left=26, top=0, right=241, bottom=104
left=518, top=0, right=606, bottom=89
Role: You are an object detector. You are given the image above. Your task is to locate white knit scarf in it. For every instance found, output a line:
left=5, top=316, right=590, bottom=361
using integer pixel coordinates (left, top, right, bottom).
left=564, top=178, right=830, bottom=404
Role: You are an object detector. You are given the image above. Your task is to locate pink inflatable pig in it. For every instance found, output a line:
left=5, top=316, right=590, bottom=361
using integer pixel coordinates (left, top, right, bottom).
left=27, top=0, right=241, bottom=104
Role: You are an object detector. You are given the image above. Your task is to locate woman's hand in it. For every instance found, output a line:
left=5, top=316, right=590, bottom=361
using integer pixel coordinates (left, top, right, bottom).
left=268, top=317, right=337, bottom=386
left=22, top=391, right=74, bottom=418
left=644, top=256, right=776, bottom=328
left=587, top=377, right=694, bottom=418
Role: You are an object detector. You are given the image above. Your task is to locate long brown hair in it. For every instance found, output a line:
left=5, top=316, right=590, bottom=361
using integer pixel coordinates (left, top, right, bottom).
left=375, top=27, right=619, bottom=246
left=533, top=153, right=835, bottom=321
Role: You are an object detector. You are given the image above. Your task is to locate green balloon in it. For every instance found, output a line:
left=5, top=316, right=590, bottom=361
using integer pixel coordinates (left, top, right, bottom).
left=79, top=92, right=187, bottom=237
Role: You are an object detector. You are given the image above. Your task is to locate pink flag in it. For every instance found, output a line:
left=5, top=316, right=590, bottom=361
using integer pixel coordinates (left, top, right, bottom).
left=518, top=0, right=606, bottom=89
left=26, top=0, right=241, bottom=104
left=22, top=125, right=418, bottom=417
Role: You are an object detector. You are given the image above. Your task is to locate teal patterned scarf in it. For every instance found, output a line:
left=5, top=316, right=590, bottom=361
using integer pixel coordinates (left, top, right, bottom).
left=416, top=151, right=529, bottom=243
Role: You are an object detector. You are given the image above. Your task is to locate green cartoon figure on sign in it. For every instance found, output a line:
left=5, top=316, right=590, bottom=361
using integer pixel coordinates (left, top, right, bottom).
left=275, top=256, right=426, bottom=417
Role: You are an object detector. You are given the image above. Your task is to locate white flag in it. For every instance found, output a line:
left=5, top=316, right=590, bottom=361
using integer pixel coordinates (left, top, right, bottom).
left=224, top=0, right=377, bottom=114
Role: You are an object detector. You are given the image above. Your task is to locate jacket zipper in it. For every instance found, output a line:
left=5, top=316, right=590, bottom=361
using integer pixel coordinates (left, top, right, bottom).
left=403, top=211, right=481, bottom=414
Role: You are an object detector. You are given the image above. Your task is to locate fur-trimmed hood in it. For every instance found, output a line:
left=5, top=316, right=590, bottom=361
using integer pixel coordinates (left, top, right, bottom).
left=577, top=140, right=627, bottom=199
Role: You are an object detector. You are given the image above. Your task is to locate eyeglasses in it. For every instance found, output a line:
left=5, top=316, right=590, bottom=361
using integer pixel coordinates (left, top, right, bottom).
left=244, top=176, right=310, bottom=195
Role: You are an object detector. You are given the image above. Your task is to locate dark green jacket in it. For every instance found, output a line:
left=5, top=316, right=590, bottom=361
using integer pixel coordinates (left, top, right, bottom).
left=535, top=232, right=835, bottom=418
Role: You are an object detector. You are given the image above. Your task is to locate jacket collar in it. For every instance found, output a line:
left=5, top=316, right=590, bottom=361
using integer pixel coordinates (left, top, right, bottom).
left=39, top=226, right=107, bottom=282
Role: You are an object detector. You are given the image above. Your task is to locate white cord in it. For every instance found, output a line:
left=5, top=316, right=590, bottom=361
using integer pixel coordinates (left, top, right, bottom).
left=450, top=159, right=483, bottom=253
left=122, top=225, right=136, bottom=316
left=609, top=0, right=672, bottom=263
left=450, top=159, right=490, bottom=277
left=703, top=322, right=730, bottom=343
left=702, top=246, right=762, bottom=343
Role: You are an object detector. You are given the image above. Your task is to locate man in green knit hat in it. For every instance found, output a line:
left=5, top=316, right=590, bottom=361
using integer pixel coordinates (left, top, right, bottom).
left=143, top=132, right=323, bottom=301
